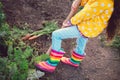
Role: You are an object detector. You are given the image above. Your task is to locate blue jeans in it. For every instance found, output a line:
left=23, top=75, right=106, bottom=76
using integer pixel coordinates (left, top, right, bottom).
left=51, top=26, right=88, bottom=55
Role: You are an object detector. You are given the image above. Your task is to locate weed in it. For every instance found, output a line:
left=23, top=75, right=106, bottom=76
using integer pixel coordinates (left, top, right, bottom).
left=112, top=36, right=120, bottom=48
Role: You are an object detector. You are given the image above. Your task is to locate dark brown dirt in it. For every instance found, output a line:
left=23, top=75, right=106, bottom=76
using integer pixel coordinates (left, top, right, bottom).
left=1, top=0, right=120, bottom=80
left=1, top=0, right=72, bottom=30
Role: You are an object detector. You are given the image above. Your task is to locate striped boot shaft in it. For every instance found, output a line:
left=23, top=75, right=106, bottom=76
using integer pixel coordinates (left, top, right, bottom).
left=47, top=49, right=65, bottom=66
left=70, top=51, right=85, bottom=65
left=61, top=51, right=85, bottom=67
left=35, top=49, right=65, bottom=72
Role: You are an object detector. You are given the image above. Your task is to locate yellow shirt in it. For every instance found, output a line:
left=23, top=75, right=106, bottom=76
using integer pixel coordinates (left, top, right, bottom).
left=80, top=0, right=88, bottom=6
left=71, top=0, right=114, bottom=38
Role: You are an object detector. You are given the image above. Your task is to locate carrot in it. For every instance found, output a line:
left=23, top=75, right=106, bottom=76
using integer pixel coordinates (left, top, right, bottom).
left=22, top=34, right=31, bottom=40
left=28, top=35, right=39, bottom=40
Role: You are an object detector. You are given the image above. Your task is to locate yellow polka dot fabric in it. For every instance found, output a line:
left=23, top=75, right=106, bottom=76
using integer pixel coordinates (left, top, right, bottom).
left=80, top=0, right=89, bottom=6
left=71, top=0, right=114, bottom=38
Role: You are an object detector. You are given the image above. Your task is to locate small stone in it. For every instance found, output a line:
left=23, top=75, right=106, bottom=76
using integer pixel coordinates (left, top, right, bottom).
left=27, top=69, right=45, bottom=80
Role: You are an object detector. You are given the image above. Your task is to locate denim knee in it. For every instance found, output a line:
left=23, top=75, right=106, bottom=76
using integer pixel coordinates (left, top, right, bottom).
left=52, top=30, right=61, bottom=39
left=74, top=48, right=85, bottom=55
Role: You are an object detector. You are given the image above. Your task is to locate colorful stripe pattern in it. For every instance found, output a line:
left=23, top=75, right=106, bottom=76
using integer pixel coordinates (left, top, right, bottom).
left=61, top=51, right=85, bottom=67
left=70, top=51, right=85, bottom=64
left=35, top=49, right=65, bottom=72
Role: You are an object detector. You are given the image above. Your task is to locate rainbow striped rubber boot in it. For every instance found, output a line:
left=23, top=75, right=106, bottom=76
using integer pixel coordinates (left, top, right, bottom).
left=61, top=51, right=85, bottom=67
left=35, top=49, right=65, bottom=73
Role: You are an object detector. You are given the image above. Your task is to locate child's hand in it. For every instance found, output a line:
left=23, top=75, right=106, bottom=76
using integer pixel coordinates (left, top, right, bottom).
left=62, top=20, right=72, bottom=28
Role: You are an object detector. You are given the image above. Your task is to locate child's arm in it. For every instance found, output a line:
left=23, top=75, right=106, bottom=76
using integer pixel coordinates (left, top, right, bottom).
left=62, top=0, right=81, bottom=28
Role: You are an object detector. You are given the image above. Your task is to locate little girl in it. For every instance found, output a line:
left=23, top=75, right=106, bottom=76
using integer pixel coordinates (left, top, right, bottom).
left=35, top=0, right=115, bottom=73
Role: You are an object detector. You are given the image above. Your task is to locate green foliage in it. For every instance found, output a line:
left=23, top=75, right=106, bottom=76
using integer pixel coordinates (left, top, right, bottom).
left=78, top=6, right=83, bottom=11
left=0, top=2, right=5, bottom=26
left=33, top=54, right=49, bottom=63
left=22, top=46, right=33, bottom=59
left=0, top=2, right=55, bottom=80
left=0, top=44, right=34, bottom=80
left=100, top=34, right=120, bottom=49
left=0, top=57, right=9, bottom=80
left=0, top=2, right=10, bottom=56
left=6, top=39, right=34, bottom=80
left=31, top=21, right=59, bottom=36
left=0, top=2, right=34, bottom=80
left=0, top=23, right=10, bottom=47
left=112, top=36, right=120, bottom=48
left=0, top=40, right=34, bottom=80
left=10, top=26, right=30, bottom=40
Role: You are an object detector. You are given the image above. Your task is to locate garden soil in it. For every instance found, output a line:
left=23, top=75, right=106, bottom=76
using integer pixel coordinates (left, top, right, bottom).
left=1, top=0, right=120, bottom=80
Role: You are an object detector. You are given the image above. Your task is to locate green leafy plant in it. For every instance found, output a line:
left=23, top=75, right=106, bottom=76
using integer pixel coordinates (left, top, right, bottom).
left=111, top=36, right=120, bottom=48
left=0, top=2, right=10, bottom=57
left=0, top=43, right=34, bottom=80
left=0, top=2, right=34, bottom=79
left=32, top=54, right=50, bottom=63
left=0, top=2, right=5, bottom=26
left=22, top=21, right=59, bottom=40
left=31, top=21, right=58, bottom=36
left=0, top=2, right=57, bottom=80
left=0, top=57, right=9, bottom=80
